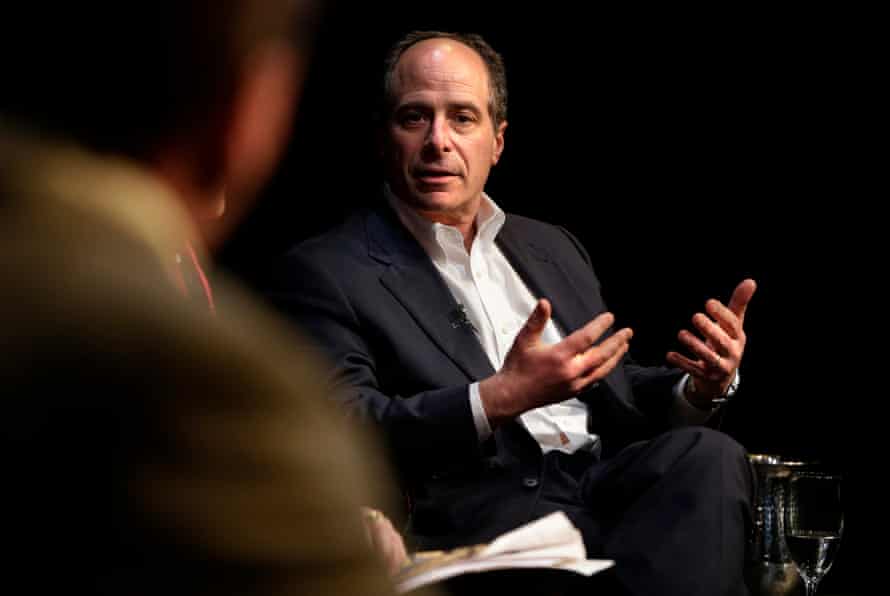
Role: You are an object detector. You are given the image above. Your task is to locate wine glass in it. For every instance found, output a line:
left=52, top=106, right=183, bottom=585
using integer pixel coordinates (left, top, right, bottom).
left=783, top=472, right=843, bottom=596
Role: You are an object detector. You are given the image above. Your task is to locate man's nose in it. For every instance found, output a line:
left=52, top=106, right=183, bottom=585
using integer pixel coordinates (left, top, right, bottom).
left=423, top=116, right=452, bottom=155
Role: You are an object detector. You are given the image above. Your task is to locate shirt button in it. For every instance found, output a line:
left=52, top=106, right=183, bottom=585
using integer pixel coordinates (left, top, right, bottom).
left=522, top=477, right=539, bottom=489
left=500, top=326, right=510, bottom=335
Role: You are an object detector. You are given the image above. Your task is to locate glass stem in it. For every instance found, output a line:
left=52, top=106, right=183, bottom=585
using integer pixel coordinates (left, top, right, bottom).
left=804, top=576, right=820, bottom=596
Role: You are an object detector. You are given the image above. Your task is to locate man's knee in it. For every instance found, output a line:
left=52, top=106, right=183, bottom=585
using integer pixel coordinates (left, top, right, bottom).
left=663, top=427, right=752, bottom=500
left=659, top=425, right=743, bottom=460
left=584, top=427, right=752, bottom=508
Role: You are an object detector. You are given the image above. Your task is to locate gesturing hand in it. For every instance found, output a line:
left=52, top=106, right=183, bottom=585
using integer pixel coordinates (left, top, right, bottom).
left=666, top=278, right=757, bottom=406
left=480, top=299, right=633, bottom=427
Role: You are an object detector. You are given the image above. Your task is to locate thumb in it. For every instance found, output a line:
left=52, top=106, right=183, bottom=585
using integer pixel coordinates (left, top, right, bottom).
left=728, top=278, right=757, bottom=323
left=513, top=299, right=551, bottom=349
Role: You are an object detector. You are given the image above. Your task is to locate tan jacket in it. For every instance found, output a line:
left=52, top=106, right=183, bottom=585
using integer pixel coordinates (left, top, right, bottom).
left=0, top=128, right=404, bottom=595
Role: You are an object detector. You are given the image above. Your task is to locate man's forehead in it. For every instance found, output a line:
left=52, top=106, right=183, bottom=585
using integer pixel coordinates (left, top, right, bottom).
left=393, top=39, right=489, bottom=97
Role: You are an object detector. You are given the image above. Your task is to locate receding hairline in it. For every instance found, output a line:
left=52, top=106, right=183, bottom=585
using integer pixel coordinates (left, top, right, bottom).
left=388, top=37, right=498, bottom=120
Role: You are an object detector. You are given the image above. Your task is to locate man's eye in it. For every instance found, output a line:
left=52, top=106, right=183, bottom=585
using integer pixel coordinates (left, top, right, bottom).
left=454, top=113, right=476, bottom=125
left=399, top=111, right=426, bottom=126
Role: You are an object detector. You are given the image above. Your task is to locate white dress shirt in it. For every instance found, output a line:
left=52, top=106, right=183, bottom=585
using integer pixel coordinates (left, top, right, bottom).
left=388, top=189, right=717, bottom=454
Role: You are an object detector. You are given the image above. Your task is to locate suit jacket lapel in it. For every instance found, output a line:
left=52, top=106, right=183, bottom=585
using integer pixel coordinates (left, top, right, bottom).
left=495, top=218, right=598, bottom=337
left=366, top=207, right=495, bottom=382
left=496, top=217, right=628, bottom=404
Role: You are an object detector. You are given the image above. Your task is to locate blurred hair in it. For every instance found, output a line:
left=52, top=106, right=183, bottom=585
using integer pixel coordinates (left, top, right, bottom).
left=381, top=30, right=508, bottom=130
left=0, top=1, right=317, bottom=159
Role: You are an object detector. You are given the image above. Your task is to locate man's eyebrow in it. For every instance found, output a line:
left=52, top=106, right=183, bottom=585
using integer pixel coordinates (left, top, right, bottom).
left=394, top=101, right=431, bottom=112
left=448, top=101, right=483, bottom=114
left=394, top=100, right=483, bottom=113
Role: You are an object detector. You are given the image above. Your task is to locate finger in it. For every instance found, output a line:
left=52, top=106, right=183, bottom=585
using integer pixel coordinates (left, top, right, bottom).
left=367, top=519, right=403, bottom=569
left=572, top=326, right=632, bottom=373
left=692, top=312, right=737, bottom=357
left=574, top=339, right=630, bottom=391
left=704, top=299, right=742, bottom=340
left=512, top=299, right=552, bottom=349
left=559, top=311, right=616, bottom=356
left=726, top=278, right=757, bottom=323
left=377, top=521, right=408, bottom=575
left=382, top=536, right=404, bottom=574
left=390, top=532, right=408, bottom=569
left=666, top=351, right=707, bottom=378
left=677, top=329, right=732, bottom=375
left=360, top=507, right=379, bottom=543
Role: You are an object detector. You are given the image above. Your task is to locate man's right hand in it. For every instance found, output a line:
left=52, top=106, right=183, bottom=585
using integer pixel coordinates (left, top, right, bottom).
left=479, top=299, right=632, bottom=428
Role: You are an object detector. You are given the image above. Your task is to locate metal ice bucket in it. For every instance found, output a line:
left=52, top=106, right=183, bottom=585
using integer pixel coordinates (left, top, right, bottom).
left=745, top=454, right=809, bottom=595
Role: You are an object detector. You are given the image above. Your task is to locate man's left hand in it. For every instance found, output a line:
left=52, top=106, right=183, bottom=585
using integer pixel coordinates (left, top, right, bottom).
left=666, top=278, right=757, bottom=407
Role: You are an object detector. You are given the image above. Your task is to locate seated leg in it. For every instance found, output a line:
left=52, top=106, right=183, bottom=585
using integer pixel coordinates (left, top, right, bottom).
left=579, top=427, right=754, bottom=596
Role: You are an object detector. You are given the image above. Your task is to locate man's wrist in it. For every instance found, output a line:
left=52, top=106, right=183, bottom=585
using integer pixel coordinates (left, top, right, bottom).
left=478, top=373, right=517, bottom=428
left=684, top=371, right=739, bottom=411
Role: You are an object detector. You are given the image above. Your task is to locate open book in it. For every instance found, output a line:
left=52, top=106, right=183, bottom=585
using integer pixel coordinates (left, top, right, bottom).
left=394, top=512, right=614, bottom=593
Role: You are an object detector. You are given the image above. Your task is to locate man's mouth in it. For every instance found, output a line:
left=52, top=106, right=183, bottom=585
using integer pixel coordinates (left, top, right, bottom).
left=414, top=168, right=458, bottom=185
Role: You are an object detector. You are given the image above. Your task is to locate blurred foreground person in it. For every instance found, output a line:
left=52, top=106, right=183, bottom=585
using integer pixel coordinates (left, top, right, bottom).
left=0, top=2, right=400, bottom=594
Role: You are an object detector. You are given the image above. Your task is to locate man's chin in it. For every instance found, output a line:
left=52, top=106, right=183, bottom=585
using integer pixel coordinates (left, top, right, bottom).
left=409, top=190, right=463, bottom=211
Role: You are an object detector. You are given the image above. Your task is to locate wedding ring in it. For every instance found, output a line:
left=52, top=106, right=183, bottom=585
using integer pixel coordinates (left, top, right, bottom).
left=363, top=508, right=383, bottom=522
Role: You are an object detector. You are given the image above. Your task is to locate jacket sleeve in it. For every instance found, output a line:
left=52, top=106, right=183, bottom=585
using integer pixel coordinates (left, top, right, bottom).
left=265, top=249, right=487, bottom=479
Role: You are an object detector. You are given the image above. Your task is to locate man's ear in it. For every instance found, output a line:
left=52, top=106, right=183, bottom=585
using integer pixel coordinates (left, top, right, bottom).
left=223, top=42, right=302, bottom=202
left=492, top=120, right=507, bottom=165
left=197, top=42, right=302, bottom=248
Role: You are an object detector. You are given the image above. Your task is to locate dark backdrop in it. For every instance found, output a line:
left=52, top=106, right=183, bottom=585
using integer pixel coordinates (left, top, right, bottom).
left=219, top=3, right=870, bottom=592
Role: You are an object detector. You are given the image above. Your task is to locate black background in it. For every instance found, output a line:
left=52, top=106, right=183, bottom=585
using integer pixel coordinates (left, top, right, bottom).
left=219, top=3, right=873, bottom=592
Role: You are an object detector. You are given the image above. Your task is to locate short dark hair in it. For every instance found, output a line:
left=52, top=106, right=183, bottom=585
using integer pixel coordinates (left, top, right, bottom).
left=381, top=31, right=507, bottom=130
left=0, top=1, right=315, bottom=159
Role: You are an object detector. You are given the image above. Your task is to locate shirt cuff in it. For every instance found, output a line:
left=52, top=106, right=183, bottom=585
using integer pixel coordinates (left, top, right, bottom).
left=469, top=382, right=493, bottom=442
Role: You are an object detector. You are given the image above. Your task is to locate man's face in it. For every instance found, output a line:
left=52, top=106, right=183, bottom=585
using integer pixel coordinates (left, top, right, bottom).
left=384, top=39, right=506, bottom=223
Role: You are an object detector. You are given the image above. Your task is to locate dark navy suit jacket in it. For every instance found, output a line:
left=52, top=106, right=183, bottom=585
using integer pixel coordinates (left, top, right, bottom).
left=267, top=204, right=683, bottom=549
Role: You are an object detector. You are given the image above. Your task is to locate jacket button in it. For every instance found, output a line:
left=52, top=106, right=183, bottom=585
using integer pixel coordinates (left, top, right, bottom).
left=522, top=477, right=539, bottom=489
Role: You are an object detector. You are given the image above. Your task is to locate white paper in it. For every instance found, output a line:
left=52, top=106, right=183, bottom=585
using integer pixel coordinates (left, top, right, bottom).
left=395, top=512, right=614, bottom=593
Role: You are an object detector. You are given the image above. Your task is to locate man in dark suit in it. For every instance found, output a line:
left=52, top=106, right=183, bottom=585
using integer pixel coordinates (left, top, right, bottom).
left=268, top=31, right=757, bottom=595
left=0, top=2, right=406, bottom=594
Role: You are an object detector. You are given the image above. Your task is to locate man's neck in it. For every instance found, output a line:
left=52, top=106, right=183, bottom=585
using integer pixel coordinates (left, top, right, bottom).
left=414, top=209, right=477, bottom=251
left=400, top=192, right=484, bottom=252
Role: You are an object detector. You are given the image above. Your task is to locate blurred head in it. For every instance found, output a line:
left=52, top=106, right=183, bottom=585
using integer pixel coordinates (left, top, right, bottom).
left=380, top=32, right=507, bottom=225
left=1, top=1, right=318, bottom=248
